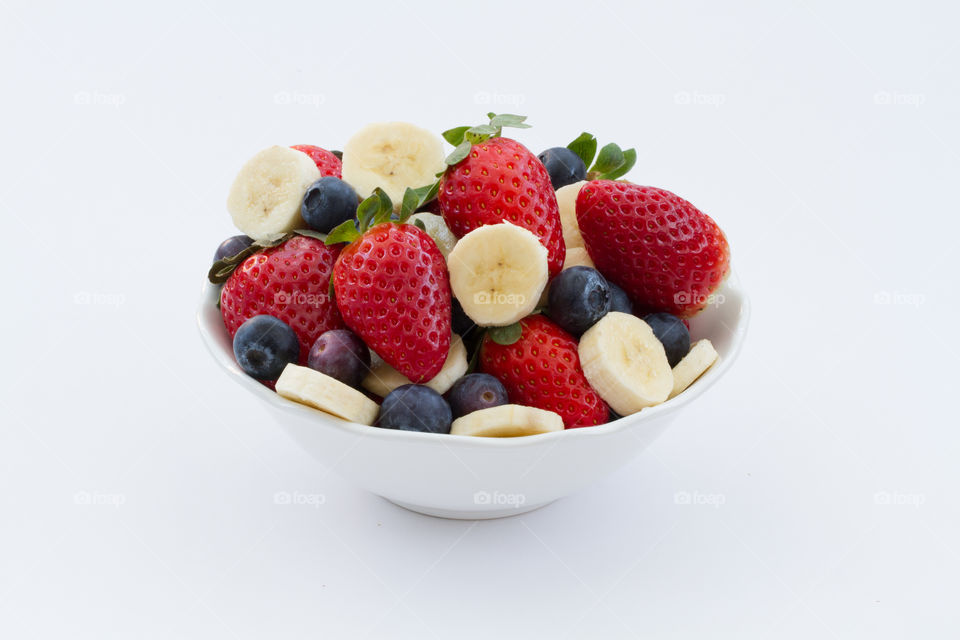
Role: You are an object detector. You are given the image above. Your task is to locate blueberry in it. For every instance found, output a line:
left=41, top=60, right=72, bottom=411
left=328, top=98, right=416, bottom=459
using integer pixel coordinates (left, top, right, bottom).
left=451, top=298, right=477, bottom=340
left=446, top=373, right=508, bottom=419
left=378, top=385, right=452, bottom=434
left=301, top=177, right=359, bottom=233
left=546, top=266, right=611, bottom=336
left=537, top=147, right=587, bottom=190
left=608, top=282, right=633, bottom=314
left=643, top=312, right=690, bottom=367
left=233, top=315, right=300, bottom=380
left=307, top=329, right=370, bottom=388
left=214, top=235, right=253, bottom=261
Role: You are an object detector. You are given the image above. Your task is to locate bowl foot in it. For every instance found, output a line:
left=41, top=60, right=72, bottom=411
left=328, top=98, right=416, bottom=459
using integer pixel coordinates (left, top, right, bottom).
left=385, top=498, right=555, bottom=520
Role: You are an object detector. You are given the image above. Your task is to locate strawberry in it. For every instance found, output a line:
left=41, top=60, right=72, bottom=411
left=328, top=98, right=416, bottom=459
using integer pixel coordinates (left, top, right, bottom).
left=438, top=115, right=565, bottom=277
left=326, top=189, right=452, bottom=383
left=577, top=181, right=730, bottom=318
left=220, top=235, right=344, bottom=364
left=291, top=144, right=342, bottom=178
left=479, top=315, right=608, bottom=428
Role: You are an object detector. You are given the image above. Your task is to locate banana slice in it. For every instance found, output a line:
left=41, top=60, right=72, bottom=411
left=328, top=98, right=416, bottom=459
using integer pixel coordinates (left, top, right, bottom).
left=578, top=312, right=673, bottom=415
left=562, top=246, right=595, bottom=270
left=451, top=404, right=564, bottom=437
left=363, top=334, right=467, bottom=397
left=447, top=222, right=548, bottom=326
left=556, top=180, right=587, bottom=250
left=276, top=364, right=380, bottom=425
left=669, top=339, right=719, bottom=399
left=341, top=122, right=446, bottom=204
left=226, top=146, right=321, bottom=241
left=408, top=212, right=457, bottom=258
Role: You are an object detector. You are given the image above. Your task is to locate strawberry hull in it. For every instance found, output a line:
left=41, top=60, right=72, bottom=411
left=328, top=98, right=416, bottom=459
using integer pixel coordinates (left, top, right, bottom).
left=576, top=181, right=730, bottom=318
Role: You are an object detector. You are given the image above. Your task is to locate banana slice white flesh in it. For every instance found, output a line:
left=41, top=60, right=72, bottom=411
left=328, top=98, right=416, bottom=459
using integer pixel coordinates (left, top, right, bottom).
left=341, top=122, right=446, bottom=204
left=363, top=334, right=467, bottom=397
left=447, top=222, right=548, bottom=326
left=450, top=404, right=564, bottom=437
left=669, top=339, right=719, bottom=399
left=226, top=146, right=320, bottom=241
left=578, top=312, right=673, bottom=415
left=408, top=213, right=457, bottom=258
left=562, top=246, right=595, bottom=270
left=276, top=364, right=380, bottom=425
left=556, top=180, right=587, bottom=250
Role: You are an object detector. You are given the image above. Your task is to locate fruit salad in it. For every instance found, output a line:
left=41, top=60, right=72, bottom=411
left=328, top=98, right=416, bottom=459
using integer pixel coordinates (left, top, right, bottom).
left=208, top=114, right=730, bottom=437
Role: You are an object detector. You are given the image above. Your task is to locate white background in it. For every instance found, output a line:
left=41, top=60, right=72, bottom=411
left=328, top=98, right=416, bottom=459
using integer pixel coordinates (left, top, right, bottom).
left=2, top=0, right=958, bottom=638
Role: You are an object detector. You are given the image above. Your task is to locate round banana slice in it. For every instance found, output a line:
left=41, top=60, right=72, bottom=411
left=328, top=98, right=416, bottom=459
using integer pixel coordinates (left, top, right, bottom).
left=363, top=334, right=467, bottom=397
left=450, top=404, right=564, bottom=437
left=446, top=222, right=548, bottom=326
left=276, top=364, right=380, bottom=425
left=408, top=212, right=457, bottom=258
left=556, top=180, right=587, bottom=250
left=578, top=312, right=673, bottom=415
left=669, top=339, right=719, bottom=398
left=226, top=145, right=321, bottom=241
left=341, top=122, right=446, bottom=204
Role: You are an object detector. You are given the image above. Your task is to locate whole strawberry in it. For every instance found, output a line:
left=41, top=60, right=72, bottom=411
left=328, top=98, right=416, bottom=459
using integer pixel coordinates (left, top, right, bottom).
left=438, top=114, right=565, bottom=276
left=577, top=181, right=730, bottom=317
left=327, top=190, right=452, bottom=383
left=479, top=315, right=608, bottom=428
left=220, top=235, right=344, bottom=363
left=291, top=144, right=342, bottom=178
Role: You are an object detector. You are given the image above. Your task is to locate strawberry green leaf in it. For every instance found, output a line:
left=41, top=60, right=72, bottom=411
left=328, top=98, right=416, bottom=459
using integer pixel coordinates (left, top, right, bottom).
left=591, top=143, right=624, bottom=174
left=567, top=132, right=597, bottom=168
left=488, top=113, right=531, bottom=129
left=442, top=126, right=470, bottom=146
left=399, top=180, right=440, bottom=219
left=331, top=150, right=342, bottom=160
left=445, top=140, right=472, bottom=166
left=325, top=219, right=360, bottom=245
left=412, top=218, right=427, bottom=231
left=328, top=275, right=336, bottom=300
left=207, top=235, right=289, bottom=284
left=293, top=229, right=328, bottom=242
left=598, top=147, right=637, bottom=180
left=371, top=187, right=394, bottom=225
left=356, top=193, right=380, bottom=230
left=487, top=322, right=522, bottom=345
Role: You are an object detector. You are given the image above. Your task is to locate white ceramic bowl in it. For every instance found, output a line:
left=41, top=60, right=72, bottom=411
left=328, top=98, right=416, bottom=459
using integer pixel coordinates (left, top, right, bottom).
left=198, top=276, right=749, bottom=519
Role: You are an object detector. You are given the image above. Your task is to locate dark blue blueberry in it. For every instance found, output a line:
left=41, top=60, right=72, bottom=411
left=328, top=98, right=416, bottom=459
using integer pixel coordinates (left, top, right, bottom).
left=301, top=177, right=359, bottom=233
left=307, top=329, right=370, bottom=388
left=546, top=266, right=611, bottom=336
left=537, top=147, right=587, bottom=190
left=378, top=385, right=452, bottom=434
left=644, top=312, right=691, bottom=367
left=607, top=281, right=633, bottom=314
left=446, top=373, right=508, bottom=419
left=214, top=235, right=254, bottom=261
left=451, top=298, right=478, bottom=340
left=233, top=315, right=300, bottom=380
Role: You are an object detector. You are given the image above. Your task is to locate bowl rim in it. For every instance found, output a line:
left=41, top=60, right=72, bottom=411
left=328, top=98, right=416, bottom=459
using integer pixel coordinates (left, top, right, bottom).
left=197, top=273, right=750, bottom=449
